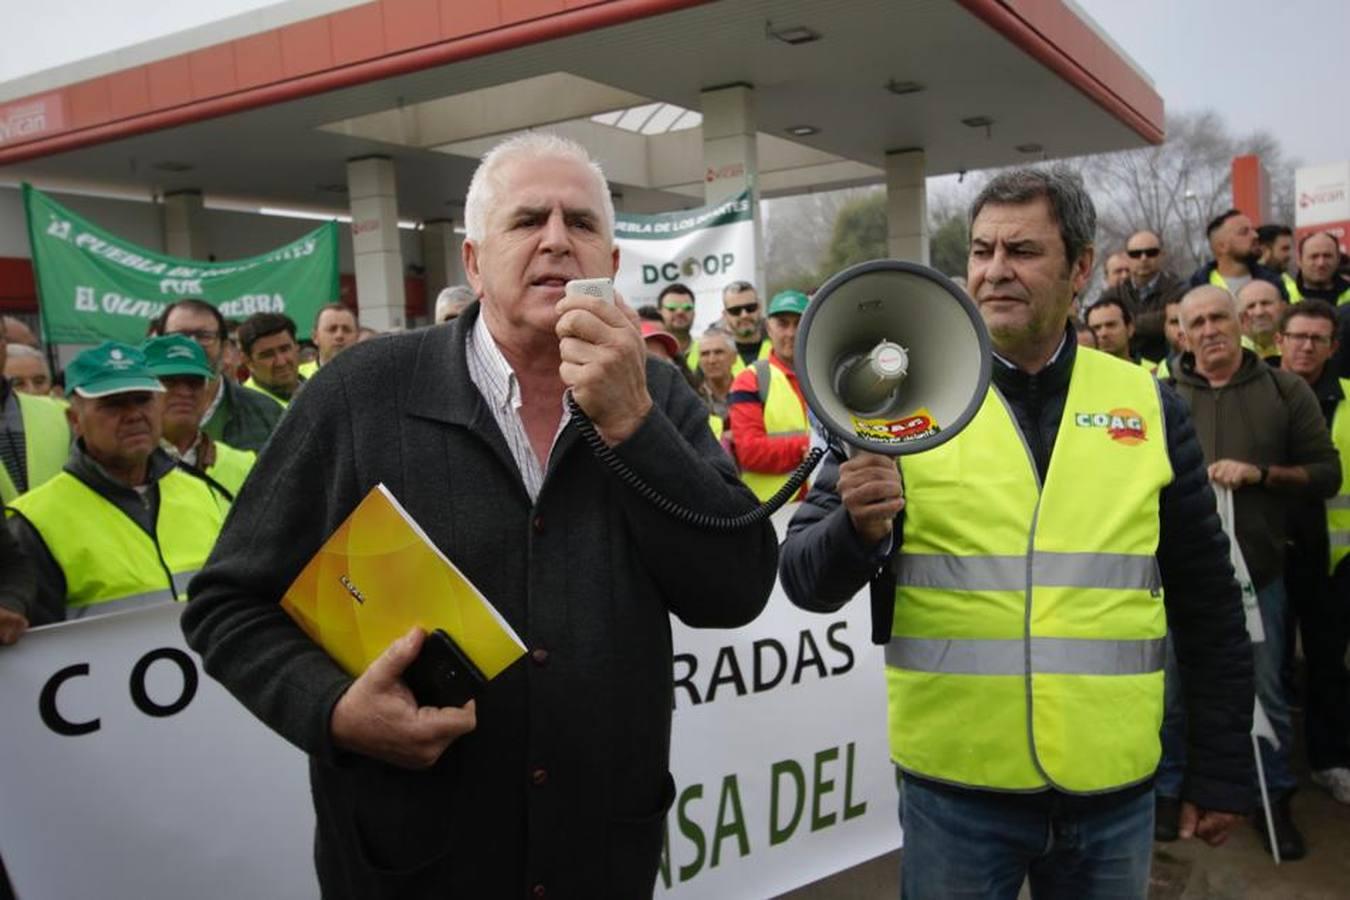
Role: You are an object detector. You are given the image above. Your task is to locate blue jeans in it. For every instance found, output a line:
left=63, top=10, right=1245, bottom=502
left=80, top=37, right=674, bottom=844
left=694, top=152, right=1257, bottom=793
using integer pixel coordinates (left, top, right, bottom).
left=898, top=776, right=1154, bottom=900
left=1156, top=578, right=1296, bottom=799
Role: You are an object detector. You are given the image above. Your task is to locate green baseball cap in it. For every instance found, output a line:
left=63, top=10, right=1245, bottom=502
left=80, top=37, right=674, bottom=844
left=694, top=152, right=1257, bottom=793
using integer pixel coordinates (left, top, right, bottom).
left=142, top=334, right=215, bottom=380
left=767, top=290, right=810, bottom=317
left=64, top=341, right=165, bottom=399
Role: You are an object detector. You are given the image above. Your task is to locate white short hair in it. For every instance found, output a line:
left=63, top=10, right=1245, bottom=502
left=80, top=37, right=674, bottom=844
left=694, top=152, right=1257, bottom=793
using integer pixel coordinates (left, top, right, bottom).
left=462, top=132, right=615, bottom=244
left=5, top=343, right=48, bottom=371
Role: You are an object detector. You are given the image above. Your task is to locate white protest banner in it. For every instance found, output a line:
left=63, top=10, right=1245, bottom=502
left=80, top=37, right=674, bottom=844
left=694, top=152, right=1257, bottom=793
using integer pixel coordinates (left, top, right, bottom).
left=0, top=510, right=898, bottom=899
left=0, top=604, right=318, bottom=900
left=615, top=191, right=757, bottom=334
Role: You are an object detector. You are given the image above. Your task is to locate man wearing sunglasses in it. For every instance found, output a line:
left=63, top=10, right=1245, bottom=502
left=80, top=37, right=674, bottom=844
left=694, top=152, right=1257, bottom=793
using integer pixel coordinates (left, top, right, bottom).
left=656, top=283, right=698, bottom=366
left=1096, top=230, right=1185, bottom=364
left=720, top=281, right=773, bottom=374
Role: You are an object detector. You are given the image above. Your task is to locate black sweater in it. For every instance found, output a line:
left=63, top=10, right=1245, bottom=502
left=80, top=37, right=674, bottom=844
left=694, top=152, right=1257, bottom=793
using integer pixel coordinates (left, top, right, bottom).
left=780, top=331, right=1256, bottom=814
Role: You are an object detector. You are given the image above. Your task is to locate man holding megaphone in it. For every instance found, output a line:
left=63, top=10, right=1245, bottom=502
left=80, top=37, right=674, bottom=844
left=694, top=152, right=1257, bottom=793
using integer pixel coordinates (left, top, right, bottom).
left=782, top=168, right=1255, bottom=899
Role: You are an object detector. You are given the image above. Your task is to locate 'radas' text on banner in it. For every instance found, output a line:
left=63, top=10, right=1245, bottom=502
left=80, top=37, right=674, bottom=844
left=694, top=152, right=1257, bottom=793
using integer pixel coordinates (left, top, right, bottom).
left=614, top=191, right=756, bottom=330
left=22, top=184, right=340, bottom=344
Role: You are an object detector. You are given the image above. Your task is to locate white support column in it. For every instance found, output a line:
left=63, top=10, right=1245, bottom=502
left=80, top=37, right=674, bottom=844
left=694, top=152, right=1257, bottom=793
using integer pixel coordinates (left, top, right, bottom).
left=885, top=149, right=929, bottom=264
left=702, top=84, right=764, bottom=292
left=347, top=155, right=406, bottom=331
left=420, top=218, right=464, bottom=301
left=163, top=190, right=207, bottom=259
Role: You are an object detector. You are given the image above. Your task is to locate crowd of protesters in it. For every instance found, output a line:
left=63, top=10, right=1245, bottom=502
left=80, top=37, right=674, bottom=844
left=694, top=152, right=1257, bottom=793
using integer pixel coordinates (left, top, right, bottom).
left=0, top=147, right=1348, bottom=899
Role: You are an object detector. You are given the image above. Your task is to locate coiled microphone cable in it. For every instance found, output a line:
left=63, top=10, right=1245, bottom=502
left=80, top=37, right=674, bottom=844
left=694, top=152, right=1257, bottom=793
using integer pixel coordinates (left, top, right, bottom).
left=567, top=393, right=825, bottom=531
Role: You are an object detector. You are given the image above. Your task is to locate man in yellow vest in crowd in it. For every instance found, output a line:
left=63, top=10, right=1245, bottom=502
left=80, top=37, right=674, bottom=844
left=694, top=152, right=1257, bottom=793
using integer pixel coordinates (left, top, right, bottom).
left=0, top=320, right=69, bottom=506
left=143, top=334, right=256, bottom=498
left=2, top=342, right=228, bottom=640
left=298, top=303, right=359, bottom=379
left=781, top=168, right=1254, bottom=898
left=1273, top=299, right=1350, bottom=806
left=240, top=312, right=306, bottom=407
left=1236, top=278, right=1286, bottom=363
left=1085, top=296, right=1157, bottom=370
left=1188, top=208, right=1288, bottom=302
left=1287, top=231, right=1350, bottom=306
left=728, top=290, right=810, bottom=502
left=1256, top=223, right=1297, bottom=299
left=716, top=280, right=774, bottom=375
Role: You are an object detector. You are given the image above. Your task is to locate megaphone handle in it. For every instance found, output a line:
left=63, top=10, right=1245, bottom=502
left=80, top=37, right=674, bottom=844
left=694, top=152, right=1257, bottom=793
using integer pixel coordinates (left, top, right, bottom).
left=566, top=394, right=824, bottom=531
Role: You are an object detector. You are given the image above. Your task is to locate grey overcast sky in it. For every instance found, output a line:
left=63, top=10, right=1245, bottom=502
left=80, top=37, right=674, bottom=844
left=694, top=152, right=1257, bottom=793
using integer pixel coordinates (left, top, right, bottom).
left=1073, top=0, right=1350, bottom=167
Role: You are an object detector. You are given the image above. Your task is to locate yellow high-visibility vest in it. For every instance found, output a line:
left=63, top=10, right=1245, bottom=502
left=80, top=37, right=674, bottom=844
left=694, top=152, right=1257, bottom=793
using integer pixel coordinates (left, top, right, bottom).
left=888, top=348, right=1172, bottom=793
left=8, top=469, right=227, bottom=618
left=243, top=377, right=292, bottom=409
left=1328, top=380, right=1350, bottom=573
left=206, top=441, right=256, bottom=497
left=0, top=392, right=70, bottom=503
left=1285, top=278, right=1350, bottom=306
left=739, top=360, right=809, bottom=502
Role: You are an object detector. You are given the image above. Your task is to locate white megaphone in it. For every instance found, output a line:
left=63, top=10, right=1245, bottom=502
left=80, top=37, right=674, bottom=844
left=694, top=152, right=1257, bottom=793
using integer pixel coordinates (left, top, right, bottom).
left=796, top=259, right=992, bottom=456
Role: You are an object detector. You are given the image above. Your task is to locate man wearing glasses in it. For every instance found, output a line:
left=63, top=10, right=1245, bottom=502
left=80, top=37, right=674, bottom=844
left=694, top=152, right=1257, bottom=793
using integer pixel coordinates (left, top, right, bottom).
left=720, top=280, right=773, bottom=374
left=1097, top=230, right=1184, bottom=364
left=1275, top=299, right=1350, bottom=809
left=154, top=300, right=283, bottom=452
left=655, top=283, right=698, bottom=368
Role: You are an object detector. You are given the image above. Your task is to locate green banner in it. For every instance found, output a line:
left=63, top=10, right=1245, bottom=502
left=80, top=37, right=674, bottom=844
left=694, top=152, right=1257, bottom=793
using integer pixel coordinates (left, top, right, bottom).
left=23, top=184, right=340, bottom=344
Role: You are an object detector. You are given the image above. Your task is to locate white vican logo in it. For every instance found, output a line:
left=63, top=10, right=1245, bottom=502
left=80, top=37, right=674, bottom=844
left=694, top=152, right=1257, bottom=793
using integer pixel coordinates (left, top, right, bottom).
left=110, top=349, right=123, bottom=360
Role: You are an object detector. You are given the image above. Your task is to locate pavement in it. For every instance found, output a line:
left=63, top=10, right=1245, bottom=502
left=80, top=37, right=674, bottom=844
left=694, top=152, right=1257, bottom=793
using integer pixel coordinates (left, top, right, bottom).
left=780, top=736, right=1350, bottom=899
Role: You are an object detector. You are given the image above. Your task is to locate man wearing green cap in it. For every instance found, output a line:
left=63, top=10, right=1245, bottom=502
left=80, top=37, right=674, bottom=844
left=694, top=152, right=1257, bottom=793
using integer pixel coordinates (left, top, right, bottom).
left=3, top=342, right=230, bottom=632
left=728, top=289, right=811, bottom=501
left=0, top=318, right=70, bottom=506
left=143, top=335, right=257, bottom=497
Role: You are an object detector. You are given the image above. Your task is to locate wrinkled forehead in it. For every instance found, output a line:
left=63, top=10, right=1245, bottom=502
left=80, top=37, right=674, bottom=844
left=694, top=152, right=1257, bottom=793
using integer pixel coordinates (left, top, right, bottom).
left=1238, top=283, right=1281, bottom=308
left=1303, top=234, right=1340, bottom=257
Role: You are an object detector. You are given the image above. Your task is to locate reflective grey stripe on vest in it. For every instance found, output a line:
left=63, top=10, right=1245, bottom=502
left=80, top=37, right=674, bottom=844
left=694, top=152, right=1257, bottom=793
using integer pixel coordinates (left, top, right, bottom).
left=885, top=635, right=1166, bottom=676
left=765, top=430, right=809, bottom=437
left=66, top=569, right=198, bottom=619
left=1331, top=533, right=1350, bottom=547
left=68, top=590, right=178, bottom=620
left=896, top=552, right=1160, bottom=592
left=1328, top=496, right=1350, bottom=509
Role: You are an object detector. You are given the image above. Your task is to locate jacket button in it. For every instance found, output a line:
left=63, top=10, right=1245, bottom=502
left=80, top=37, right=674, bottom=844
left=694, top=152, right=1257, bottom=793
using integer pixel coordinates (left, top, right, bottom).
left=532, top=515, right=545, bottom=534
left=531, top=767, right=548, bottom=786
left=531, top=648, right=550, bottom=666
left=531, top=885, right=547, bottom=899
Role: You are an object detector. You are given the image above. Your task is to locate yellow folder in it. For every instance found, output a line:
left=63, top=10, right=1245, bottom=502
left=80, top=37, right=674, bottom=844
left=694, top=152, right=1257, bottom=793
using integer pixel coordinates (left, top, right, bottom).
left=281, top=484, right=526, bottom=680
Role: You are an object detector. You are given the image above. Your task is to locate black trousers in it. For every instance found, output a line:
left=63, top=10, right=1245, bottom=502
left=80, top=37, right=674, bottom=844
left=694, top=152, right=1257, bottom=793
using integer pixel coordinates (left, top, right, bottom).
left=1286, top=541, right=1350, bottom=771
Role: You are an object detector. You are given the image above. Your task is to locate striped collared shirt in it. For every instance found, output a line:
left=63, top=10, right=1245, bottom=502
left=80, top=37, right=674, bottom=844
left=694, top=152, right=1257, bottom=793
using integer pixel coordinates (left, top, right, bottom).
left=465, top=313, right=568, bottom=503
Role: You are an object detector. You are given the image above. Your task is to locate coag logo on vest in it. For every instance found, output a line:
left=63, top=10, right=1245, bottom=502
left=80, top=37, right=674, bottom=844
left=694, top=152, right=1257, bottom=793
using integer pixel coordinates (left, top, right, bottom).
left=1074, top=408, right=1147, bottom=445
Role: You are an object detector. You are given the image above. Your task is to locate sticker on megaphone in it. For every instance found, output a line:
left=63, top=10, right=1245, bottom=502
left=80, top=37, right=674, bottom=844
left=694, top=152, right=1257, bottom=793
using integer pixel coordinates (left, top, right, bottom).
left=851, top=408, right=940, bottom=444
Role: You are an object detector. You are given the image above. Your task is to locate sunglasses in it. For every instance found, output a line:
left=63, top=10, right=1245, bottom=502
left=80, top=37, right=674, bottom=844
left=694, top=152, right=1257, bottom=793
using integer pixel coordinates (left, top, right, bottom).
left=725, top=302, right=759, bottom=316
left=663, top=302, right=694, bottom=312
left=1126, top=248, right=1161, bottom=259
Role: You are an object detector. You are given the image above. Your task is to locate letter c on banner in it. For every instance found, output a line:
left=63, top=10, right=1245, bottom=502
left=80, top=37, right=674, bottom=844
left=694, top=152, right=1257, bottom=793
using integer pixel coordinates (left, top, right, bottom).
left=129, top=648, right=198, bottom=718
left=39, top=663, right=100, bottom=737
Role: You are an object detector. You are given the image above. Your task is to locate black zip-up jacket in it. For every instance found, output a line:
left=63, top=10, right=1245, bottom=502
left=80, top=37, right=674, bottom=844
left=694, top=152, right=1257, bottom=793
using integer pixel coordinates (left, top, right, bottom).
left=780, top=330, right=1256, bottom=814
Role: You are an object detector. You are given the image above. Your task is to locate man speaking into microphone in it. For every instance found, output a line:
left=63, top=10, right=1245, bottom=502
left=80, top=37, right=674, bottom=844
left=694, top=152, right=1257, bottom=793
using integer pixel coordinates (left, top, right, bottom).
left=184, top=133, right=776, bottom=899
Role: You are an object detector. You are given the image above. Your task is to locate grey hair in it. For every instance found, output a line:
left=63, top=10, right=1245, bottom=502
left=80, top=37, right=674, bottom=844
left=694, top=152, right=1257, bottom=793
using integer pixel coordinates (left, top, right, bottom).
left=434, top=285, right=477, bottom=323
left=969, top=166, right=1096, bottom=265
left=1179, top=284, right=1236, bottom=316
left=722, top=280, right=757, bottom=298
left=5, top=343, right=48, bottom=370
left=462, top=132, right=615, bottom=244
left=699, top=326, right=737, bottom=351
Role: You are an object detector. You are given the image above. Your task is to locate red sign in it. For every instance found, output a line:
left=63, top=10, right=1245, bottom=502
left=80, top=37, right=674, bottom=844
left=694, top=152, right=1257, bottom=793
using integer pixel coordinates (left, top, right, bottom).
left=0, top=94, right=66, bottom=146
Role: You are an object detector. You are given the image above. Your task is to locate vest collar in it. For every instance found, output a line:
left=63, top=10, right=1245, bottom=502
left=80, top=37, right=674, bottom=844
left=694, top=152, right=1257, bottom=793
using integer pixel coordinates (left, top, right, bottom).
left=66, top=441, right=177, bottom=497
left=990, top=324, right=1077, bottom=402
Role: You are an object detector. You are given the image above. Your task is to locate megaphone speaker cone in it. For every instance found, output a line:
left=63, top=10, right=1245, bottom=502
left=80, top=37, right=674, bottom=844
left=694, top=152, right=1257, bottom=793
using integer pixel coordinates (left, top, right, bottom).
left=795, top=259, right=992, bottom=456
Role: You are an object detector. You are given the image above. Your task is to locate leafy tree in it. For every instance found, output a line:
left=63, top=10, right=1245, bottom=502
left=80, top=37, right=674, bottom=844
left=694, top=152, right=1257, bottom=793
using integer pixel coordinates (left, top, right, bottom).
left=819, top=193, right=888, bottom=279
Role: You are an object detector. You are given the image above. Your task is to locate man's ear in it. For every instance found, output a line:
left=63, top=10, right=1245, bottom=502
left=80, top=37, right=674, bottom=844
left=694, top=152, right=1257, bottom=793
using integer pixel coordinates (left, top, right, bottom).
left=463, top=240, right=483, bottom=295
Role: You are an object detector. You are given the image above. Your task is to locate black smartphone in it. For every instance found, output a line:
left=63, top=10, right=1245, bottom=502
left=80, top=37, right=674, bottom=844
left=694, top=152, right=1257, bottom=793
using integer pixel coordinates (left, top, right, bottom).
left=402, top=629, right=487, bottom=708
